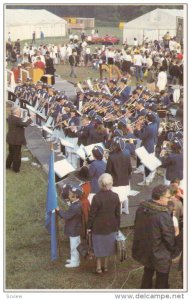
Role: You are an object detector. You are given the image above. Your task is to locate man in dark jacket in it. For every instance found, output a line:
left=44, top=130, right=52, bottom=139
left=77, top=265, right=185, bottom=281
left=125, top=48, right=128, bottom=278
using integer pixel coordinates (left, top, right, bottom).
left=160, top=139, right=183, bottom=185
left=6, top=107, right=33, bottom=173
left=134, top=112, right=158, bottom=186
left=132, top=184, right=176, bottom=289
left=45, top=52, right=55, bottom=84
left=69, top=50, right=77, bottom=78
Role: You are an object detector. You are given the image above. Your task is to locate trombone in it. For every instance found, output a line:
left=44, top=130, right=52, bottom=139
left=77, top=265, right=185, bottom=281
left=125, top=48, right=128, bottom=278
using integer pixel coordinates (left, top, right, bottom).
left=128, top=116, right=147, bottom=130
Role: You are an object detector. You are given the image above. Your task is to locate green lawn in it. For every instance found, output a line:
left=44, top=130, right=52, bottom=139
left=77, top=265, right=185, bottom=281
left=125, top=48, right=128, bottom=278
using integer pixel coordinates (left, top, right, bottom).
left=6, top=148, right=182, bottom=289
left=21, top=26, right=123, bottom=48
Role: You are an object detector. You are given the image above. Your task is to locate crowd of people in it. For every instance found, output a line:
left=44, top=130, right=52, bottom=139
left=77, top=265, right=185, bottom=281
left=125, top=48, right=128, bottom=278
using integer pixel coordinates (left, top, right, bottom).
left=6, top=32, right=184, bottom=289
left=6, top=31, right=183, bottom=84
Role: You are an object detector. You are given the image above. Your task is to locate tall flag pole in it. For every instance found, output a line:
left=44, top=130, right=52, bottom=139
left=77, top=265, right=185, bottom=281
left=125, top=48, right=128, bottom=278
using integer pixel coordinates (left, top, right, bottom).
left=45, top=144, right=58, bottom=261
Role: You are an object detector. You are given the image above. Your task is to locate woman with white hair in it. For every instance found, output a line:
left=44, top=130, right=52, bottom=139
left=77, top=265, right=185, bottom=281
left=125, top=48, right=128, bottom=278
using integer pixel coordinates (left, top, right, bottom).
left=87, top=173, right=120, bottom=274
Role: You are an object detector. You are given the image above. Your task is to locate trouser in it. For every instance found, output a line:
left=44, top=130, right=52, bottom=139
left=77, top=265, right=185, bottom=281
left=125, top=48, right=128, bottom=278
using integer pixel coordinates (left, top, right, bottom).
left=144, top=167, right=156, bottom=184
left=135, top=65, right=143, bottom=81
left=69, top=236, right=81, bottom=265
left=70, top=66, right=77, bottom=77
left=111, top=185, right=130, bottom=214
left=6, top=144, right=22, bottom=172
left=136, top=156, right=142, bottom=168
left=141, top=266, right=169, bottom=289
left=65, top=136, right=79, bottom=169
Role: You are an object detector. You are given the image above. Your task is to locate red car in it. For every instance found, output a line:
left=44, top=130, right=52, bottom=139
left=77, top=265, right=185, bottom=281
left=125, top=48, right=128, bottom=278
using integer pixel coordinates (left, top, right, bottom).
left=88, top=36, right=103, bottom=44
left=102, top=35, right=120, bottom=45
left=87, top=35, right=120, bottom=45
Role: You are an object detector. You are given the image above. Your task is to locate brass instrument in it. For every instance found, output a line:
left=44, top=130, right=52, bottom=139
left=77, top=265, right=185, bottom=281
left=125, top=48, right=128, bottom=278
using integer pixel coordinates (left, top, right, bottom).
left=77, top=82, right=85, bottom=93
left=86, top=79, right=94, bottom=91
left=110, top=85, right=128, bottom=100
left=129, top=116, right=147, bottom=130
left=81, top=101, right=95, bottom=113
left=122, top=98, right=137, bottom=110
left=137, top=86, right=145, bottom=98
left=102, top=84, right=112, bottom=96
left=103, top=109, right=116, bottom=121
left=122, top=138, right=137, bottom=143
left=93, top=83, right=101, bottom=92
left=46, top=102, right=57, bottom=118
left=53, top=119, right=69, bottom=130
left=159, top=141, right=173, bottom=157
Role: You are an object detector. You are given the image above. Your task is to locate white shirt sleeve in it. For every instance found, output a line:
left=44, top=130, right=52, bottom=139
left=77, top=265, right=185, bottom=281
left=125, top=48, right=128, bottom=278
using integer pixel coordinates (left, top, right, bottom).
left=173, top=215, right=179, bottom=228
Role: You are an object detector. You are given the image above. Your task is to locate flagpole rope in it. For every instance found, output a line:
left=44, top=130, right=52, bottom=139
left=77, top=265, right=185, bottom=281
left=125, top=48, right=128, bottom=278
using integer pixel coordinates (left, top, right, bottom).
left=120, top=266, right=144, bottom=289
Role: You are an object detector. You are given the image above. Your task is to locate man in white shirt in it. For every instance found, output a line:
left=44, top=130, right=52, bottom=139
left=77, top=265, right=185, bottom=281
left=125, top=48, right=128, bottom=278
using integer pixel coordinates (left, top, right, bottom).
left=85, top=47, right=91, bottom=66
left=133, top=50, right=143, bottom=82
left=74, top=34, right=79, bottom=42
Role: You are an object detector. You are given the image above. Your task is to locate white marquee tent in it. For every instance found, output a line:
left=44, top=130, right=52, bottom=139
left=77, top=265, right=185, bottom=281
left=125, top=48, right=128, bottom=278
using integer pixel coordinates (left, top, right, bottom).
left=123, top=8, right=184, bottom=45
left=5, top=9, right=67, bottom=41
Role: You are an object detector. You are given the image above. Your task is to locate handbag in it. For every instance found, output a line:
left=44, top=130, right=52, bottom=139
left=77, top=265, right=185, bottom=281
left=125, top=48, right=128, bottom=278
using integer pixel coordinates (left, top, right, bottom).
left=77, top=239, right=89, bottom=257
left=77, top=232, right=94, bottom=259
left=116, top=231, right=128, bottom=262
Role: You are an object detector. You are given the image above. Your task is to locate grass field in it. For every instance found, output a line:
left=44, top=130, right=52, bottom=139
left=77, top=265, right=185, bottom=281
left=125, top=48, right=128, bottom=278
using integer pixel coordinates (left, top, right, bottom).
left=21, top=26, right=123, bottom=48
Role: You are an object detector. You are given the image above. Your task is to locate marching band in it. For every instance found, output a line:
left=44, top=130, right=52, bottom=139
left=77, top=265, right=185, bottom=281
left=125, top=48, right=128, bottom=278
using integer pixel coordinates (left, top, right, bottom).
left=10, top=75, right=184, bottom=212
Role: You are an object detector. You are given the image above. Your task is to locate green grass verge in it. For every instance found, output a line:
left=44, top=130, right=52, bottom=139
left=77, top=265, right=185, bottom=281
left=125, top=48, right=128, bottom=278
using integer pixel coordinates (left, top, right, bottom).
left=20, top=26, right=123, bottom=48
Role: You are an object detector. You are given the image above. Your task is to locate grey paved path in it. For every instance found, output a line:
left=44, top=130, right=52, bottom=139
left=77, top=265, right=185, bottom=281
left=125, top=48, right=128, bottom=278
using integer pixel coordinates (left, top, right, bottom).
left=54, top=77, right=76, bottom=101
left=25, top=80, right=164, bottom=227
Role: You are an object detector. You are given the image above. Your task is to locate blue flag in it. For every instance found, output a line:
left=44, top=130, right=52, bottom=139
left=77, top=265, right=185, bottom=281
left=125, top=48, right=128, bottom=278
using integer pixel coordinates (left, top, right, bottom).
left=45, top=149, right=58, bottom=261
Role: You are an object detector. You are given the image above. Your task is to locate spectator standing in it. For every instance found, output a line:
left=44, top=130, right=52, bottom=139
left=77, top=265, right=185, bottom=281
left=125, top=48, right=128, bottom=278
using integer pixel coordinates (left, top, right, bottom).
left=40, top=31, right=44, bottom=43
left=133, top=50, right=143, bottom=83
left=69, top=50, right=77, bottom=78
left=74, top=166, right=91, bottom=239
left=32, top=31, right=36, bottom=44
left=85, top=46, right=91, bottom=67
left=8, top=32, right=11, bottom=43
left=87, top=173, right=121, bottom=274
left=88, top=146, right=106, bottom=193
left=132, top=184, right=176, bottom=289
left=156, top=66, right=167, bottom=92
left=6, top=107, right=34, bottom=173
left=146, top=67, right=156, bottom=92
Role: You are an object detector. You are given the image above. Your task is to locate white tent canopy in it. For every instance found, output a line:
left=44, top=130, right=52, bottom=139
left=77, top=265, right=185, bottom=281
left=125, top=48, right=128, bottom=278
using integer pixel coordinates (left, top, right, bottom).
left=123, top=8, right=184, bottom=45
left=5, top=9, right=67, bottom=41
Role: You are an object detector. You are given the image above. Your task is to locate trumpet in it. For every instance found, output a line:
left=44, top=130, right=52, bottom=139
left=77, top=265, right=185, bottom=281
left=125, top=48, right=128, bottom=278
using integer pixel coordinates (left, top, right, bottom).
left=129, top=116, right=147, bottom=130
left=123, top=98, right=137, bottom=110
left=77, top=82, right=85, bottom=93
left=86, top=79, right=94, bottom=91
left=138, top=86, right=145, bottom=98
left=53, top=119, right=69, bottom=129
left=122, top=138, right=137, bottom=143
left=102, top=84, right=112, bottom=96
left=46, top=102, right=57, bottom=118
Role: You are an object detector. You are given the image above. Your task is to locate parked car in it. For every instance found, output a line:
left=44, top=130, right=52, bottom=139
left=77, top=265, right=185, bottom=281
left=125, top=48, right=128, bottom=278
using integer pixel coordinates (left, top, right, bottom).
left=86, top=35, right=120, bottom=45
left=102, top=35, right=120, bottom=45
